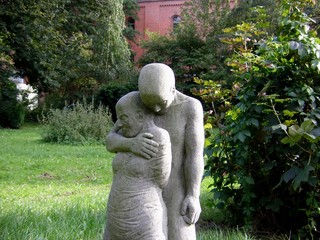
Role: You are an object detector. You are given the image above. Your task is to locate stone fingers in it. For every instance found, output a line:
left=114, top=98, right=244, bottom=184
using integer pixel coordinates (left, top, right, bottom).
left=140, top=141, right=158, bottom=159
left=180, top=196, right=201, bottom=225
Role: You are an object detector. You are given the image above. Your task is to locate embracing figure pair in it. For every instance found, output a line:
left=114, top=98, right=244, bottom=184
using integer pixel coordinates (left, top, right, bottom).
left=104, top=63, right=204, bottom=240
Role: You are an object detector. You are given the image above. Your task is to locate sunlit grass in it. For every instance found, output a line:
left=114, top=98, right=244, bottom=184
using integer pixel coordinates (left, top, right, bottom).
left=0, top=124, right=263, bottom=239
left=0, top=124, right=111, bottom=239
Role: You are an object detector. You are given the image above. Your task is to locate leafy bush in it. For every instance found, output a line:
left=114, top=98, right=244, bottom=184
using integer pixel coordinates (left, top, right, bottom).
left=41, top=100, right=113, bottom=145
left=0, top=78, right=26, bottom=129
left=1, top=1, right=132, bottom=94
left=1, top=35, right=39, bottom=127
left=0, top=40, right=26, bottom=128
left=95, top=80, right=138, bottom=122
left=198, top=0, right=320, bottom=238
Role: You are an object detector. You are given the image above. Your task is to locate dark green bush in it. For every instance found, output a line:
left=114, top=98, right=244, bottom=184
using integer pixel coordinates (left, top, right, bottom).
left=41, top=100, right=113, bottom=145
left=0, top=78, right=26, bottom=129
left=199, top=1, right=320, bottom=238
left=0, top=43, right=26, bottom=129
left=95, top=80, right=138, bottom=122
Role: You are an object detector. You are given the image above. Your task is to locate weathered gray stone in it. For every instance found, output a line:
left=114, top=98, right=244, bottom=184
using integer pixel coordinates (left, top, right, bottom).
left=105, top=63, right=204, bottom=240
left=104, top=92, right=172, bottom=240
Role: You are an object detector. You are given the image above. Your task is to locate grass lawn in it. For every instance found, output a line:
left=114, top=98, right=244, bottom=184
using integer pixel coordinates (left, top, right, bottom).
left=0, top=124, right=256, bottom=240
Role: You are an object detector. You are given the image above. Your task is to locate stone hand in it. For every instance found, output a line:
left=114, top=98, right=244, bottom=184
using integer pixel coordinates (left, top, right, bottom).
left=180, top=195, right=201, bottom=225
left=130, top=132, right=159, bottom=159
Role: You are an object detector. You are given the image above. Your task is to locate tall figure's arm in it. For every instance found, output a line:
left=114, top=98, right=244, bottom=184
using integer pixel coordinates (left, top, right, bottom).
left=180, top=99, right=204, bottom=225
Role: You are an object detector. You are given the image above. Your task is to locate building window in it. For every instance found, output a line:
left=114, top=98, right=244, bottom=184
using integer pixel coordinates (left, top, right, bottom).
left=127, top=17, right=135, bottom=30
left=172, top=15, right=181, bottom=30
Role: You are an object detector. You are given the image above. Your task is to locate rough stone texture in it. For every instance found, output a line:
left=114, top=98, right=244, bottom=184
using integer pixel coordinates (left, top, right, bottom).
left=104, top=92, right=171, bottom=240
left=139, top=63, right=204, bottom=240
left=105, top=63, right=204, bottom=240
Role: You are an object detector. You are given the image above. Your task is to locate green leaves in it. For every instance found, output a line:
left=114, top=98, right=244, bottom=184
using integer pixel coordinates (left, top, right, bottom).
left=1, top=0, right=131, bottom=93
left=41, top=100, right=113, bottom=145
left=280, top=119, right=319, bottom=146
left=200, top=0, right=320, bottom=236
left=279, top=164, right=315, bottom=190
left=311, top=59, right=320, bottom=71
left=233, top=130, right=251, bottom=143
left=288, top=41, right=309, bottom=58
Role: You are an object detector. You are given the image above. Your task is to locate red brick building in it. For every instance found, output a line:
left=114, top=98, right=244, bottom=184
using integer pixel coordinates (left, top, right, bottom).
left=129, top=0, right=238, bottom=62
left=129, top=0, right=186, bottom=61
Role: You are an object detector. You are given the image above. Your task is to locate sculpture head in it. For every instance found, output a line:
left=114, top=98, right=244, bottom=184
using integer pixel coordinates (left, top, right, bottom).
left=115, top=92, right=149, bottom=138
left=138, top=63, right=176, bottom=115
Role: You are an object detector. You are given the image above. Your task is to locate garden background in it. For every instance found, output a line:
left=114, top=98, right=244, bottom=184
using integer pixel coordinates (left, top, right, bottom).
left=1, top=0, right=320, bottom=239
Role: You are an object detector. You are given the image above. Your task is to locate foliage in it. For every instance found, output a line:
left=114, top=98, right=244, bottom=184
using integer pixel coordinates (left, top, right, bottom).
left=123, top=0, right=139, bottom=18
left=180, top=0, right=237, bottom=40
left=139, top=31, right=219, bottom=83
left=138, top=0, right=283, bottom=87
left=41, top=100, right=113, bottom=145
left=0, top=28, right=26, bottom=128
left=0, top=78, right=26, bottom=129
left=138, top=0, right=234, bottom=83
left=224, top=0, right=279, bottom=32
left=0, top=0, right=132, bottom=95
left=197, top=0, right=320, bottom=237
left=95, top=79, right=138, bottom=121
left=123, top=0, right=140, bottom=42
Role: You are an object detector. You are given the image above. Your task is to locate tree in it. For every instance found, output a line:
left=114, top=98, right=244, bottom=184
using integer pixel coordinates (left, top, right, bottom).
left=138, top=0, right=234, bottom=83
left=138, top=0, right=280, bottom=90
left=0, top=0, right=132, bottom=95
left=0, top=19, right=26, bottom=128
left=123, top=0, right=140, bottom=42
left=198, top=0, right=320, bottom=237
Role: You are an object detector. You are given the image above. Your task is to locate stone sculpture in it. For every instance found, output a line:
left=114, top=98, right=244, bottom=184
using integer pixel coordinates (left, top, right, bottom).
left=106, top=63, right=204, bottom=240
left=104, top=91, right=172, bottom=240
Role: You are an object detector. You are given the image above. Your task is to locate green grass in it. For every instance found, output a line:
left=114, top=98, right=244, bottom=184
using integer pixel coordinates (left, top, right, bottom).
left=0, top=124, right=258, bottom=240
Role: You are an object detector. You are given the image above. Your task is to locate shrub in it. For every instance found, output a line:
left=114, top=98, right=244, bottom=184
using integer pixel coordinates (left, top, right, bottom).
left=0, top=78, right=26, bottom=129
left=41, top=100, right=113, bottom=145
left=95, top=80, right=138, bottom=122
left=198, top=1, right=320, bottom=238
left=0, top=48, right=26, bottom=128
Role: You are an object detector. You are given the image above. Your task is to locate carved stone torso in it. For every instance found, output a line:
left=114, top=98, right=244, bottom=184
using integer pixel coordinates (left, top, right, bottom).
left=106, top=127, right=171, bottom=240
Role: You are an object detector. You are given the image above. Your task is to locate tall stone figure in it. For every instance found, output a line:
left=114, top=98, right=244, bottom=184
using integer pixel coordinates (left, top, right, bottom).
left=104, top=91, right=172, bottom=240
left=106, top=63, right=204, bottom=240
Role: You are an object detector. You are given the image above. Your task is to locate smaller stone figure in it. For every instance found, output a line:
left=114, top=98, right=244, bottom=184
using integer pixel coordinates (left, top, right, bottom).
left=104, top=91, right=172, bottom=240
